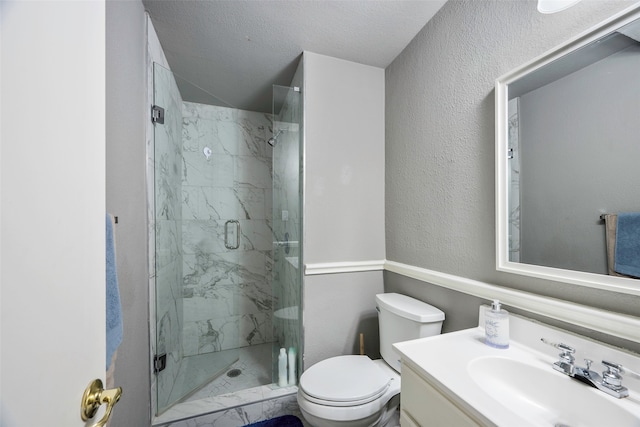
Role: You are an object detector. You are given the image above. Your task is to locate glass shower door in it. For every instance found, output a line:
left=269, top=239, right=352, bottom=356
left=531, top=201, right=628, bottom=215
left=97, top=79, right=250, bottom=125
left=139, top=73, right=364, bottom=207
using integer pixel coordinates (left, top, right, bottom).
left=271, top=84, right=303, bottom=385
left=152, top=64, right=303, bottom=416
left=153, top=63, right=240, bottom=414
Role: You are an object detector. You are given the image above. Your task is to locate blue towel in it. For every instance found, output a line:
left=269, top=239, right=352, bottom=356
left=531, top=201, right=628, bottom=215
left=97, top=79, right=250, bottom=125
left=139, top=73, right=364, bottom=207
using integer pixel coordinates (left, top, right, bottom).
left=106, top=214, right=123, bottom=369
left=614, top=212, right=640, bottom=278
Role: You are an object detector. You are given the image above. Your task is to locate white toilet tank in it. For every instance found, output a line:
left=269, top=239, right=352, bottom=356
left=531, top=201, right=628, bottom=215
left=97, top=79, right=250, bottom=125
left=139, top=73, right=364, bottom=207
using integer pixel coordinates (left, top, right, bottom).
left=376, top=293, right=444, bottom=372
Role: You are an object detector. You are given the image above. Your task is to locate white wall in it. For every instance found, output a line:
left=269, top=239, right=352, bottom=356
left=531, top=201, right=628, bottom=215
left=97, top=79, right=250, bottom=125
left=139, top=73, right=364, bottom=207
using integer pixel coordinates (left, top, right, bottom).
left=302, top=52, right=385, bottom=368
left=304, top=52, right=385, bottom=264
left=106, top=1, right=150, bottom=425
left=1, top=1, right=106, bottom=425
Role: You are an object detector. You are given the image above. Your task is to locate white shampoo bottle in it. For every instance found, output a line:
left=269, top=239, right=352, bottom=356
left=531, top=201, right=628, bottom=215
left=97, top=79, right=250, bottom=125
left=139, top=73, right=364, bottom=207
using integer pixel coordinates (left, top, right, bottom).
left=485, top=299, right=509, bottom=349
left=287, top=347, right=296, bottom=385
left=278, top=348, right=287, bottom=387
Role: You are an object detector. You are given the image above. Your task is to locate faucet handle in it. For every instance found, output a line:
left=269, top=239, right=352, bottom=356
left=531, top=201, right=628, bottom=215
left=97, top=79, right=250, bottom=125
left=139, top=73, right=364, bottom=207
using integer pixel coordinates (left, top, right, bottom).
left=602, top=360, right=622, bottom=371
left=557, top=343, right=576, bottom=355
left=541, top=338, right=575, bottom=360
left=541, top=338, right=576, bottom=375
left=541, top=338, right=574, bottom=352
left=602, top=361, right=624, bottom=390
left=602, top=360, right=640, bottom=379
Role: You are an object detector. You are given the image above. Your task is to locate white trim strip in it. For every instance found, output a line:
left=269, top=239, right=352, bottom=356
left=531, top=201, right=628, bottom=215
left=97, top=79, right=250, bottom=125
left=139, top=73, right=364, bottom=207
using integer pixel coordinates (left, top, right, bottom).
left=384, top=260, right=640, bottom=344
left=304, top=260, right=385, bottom=276
left=302, top=258, right=640, bottom=343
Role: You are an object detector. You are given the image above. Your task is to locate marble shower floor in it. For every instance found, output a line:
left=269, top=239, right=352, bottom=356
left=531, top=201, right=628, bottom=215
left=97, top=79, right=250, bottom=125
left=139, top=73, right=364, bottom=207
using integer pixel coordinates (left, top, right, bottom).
left=154, top=342, right=298, bottom=426
left=188, top=342, right=273, bottom=400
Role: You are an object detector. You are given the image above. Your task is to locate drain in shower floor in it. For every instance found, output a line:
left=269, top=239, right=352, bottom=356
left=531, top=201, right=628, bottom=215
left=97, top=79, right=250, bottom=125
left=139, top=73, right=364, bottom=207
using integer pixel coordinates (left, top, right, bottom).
left=226, top=368, right=242, bottom=378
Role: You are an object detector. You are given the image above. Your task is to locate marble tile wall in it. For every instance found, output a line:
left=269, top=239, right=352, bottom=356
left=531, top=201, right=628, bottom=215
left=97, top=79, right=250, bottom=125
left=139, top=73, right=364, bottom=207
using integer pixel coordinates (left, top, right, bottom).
left=508, top=97, right=521, bottom=262
left=180, top=102, right=275, bottom=357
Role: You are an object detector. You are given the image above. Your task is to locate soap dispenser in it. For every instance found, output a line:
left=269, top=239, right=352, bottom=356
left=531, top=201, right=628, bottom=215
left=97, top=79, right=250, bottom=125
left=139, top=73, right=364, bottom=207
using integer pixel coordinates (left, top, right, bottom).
left=485, top=299, right=509, bottom=349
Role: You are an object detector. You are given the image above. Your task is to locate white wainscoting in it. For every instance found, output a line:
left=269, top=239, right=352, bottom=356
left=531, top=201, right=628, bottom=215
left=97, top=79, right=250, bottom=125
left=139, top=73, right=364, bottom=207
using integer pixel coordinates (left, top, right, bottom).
left=304, top=260, right=640, bottom=344
left=304, top=260, right=386, bottom=276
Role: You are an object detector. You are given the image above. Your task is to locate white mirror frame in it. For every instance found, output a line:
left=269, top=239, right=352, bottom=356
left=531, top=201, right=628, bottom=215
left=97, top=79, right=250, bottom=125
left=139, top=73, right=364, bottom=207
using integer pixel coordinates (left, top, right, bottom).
left=496, top=4, right=640, bottom=297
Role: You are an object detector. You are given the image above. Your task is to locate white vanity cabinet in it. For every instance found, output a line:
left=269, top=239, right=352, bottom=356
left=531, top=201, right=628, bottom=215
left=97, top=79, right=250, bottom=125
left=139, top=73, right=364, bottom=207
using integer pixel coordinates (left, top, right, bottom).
left=394, top=313, right=640, bottom=427
left=400, top=362, right=481, bottom=427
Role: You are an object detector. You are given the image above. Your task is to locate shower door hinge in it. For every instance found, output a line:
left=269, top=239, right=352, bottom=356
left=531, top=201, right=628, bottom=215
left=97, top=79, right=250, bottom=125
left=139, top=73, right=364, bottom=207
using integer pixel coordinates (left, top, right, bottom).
left=151, top=105, right=165, bottom=124
left=154, top=353, right=167, bottom=373
left=507, top=147, right=514, bottom=159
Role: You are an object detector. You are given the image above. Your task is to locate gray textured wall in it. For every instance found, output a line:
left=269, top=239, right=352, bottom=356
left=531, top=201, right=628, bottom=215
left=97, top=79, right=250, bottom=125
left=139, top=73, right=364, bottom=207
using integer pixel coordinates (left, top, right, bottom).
left=385, top=0, right=640, bottom=328
left=304, top=272, right=384, bottom=368
left=384, top=271, right=486, bottom=333
left=106, top=1, right=151, bottom=425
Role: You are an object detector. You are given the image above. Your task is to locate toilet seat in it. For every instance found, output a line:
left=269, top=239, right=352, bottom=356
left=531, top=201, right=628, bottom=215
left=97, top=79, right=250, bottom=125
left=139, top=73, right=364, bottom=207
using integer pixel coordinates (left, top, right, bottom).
left=297, top=357, right=401, bottom=424
left=299, top=356, right=391, bottom=407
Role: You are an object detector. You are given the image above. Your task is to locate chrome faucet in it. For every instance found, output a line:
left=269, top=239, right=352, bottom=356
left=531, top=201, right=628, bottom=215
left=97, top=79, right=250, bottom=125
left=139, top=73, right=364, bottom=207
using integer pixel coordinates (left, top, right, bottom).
left=541, top=338, right=638, bottom=399
left=598, top=361, right=629, bottom=398
left=541, top=338, right=576, bottom=376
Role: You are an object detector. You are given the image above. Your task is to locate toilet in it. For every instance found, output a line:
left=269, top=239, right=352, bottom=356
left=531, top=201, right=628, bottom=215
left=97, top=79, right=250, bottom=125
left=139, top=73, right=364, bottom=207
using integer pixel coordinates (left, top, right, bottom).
left=297, top=293, right=445, bottom=427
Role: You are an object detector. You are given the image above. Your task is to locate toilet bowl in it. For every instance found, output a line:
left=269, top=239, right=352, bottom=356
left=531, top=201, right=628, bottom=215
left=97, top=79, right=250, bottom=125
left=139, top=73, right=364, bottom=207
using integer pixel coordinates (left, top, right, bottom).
left=297, top=293, right=445, bottom=427
left=298, top=356, right=400, bottom=427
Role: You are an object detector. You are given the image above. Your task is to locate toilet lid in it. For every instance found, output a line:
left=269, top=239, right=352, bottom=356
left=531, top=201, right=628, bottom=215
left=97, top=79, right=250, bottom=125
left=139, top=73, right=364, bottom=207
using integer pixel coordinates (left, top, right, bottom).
left=300, top=355, right=391, bottom=404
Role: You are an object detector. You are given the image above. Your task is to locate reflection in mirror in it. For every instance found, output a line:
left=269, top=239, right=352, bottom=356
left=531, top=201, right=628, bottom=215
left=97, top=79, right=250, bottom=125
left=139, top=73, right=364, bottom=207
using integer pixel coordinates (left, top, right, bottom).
left=496, top=5, right=640, bottom=296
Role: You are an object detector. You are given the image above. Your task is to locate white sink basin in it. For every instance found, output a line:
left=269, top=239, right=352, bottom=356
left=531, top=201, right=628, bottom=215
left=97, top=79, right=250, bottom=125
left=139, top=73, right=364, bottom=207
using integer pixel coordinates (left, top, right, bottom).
left=393, top=311, right=640, bottom=426
left=468, top=356, right=639, bottom=427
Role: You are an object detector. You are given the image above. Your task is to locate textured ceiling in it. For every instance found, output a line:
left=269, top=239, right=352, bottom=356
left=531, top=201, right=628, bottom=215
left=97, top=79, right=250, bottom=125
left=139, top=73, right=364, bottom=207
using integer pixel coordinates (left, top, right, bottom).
left=143, top=0, right=448, bottom=113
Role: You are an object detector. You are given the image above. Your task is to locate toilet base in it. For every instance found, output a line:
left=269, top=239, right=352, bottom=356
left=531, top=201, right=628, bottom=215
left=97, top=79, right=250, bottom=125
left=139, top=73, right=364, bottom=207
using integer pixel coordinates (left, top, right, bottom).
left=299, top=409, right=382, bottom=427
left=298, top=394, right=400, bottom=427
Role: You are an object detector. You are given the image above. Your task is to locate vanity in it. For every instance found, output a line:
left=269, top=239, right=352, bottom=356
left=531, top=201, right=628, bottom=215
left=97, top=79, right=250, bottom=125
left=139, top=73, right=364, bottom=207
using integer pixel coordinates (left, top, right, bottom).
left=394, top=308, right=640, bottom=427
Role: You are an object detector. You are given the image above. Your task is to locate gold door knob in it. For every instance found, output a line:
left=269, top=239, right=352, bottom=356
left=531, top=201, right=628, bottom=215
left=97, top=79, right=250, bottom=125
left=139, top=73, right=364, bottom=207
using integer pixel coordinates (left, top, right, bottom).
left=81, top=379, right=122, bottom=427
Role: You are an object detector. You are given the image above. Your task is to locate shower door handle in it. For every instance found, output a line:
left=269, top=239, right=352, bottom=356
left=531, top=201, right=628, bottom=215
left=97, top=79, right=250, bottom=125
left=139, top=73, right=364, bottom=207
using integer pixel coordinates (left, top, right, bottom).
left=225, top=220, right=240, bottom=250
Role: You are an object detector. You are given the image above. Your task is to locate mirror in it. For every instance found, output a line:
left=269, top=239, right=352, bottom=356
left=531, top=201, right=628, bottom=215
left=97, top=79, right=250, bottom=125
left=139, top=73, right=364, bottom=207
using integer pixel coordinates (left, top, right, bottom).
left=496, top=5, right=640, bottom=296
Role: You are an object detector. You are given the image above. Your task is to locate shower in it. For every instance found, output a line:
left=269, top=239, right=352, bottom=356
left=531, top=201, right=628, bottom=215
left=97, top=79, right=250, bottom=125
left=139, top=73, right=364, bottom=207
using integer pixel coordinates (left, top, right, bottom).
left=268, top=129, right=285, bottom=146
left=151, top=62, right=303, bottom=422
